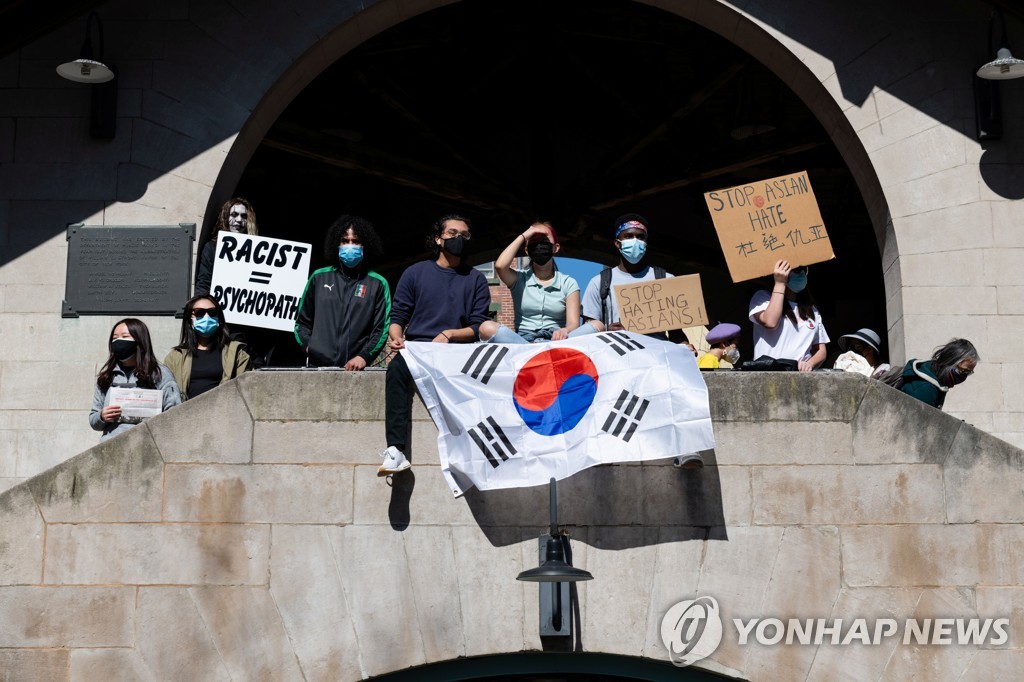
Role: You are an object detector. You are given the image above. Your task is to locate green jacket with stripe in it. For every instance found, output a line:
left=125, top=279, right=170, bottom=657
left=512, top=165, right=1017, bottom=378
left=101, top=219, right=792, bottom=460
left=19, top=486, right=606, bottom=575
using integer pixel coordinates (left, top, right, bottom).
left=294, top=266, right=391, bottom=367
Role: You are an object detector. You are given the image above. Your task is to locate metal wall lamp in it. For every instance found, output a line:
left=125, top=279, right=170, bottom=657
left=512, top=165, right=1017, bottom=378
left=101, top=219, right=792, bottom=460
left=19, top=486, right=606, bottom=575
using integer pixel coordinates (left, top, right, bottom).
left=517, top=478, right=593, bottom=637
left=56, top=12, right=118, bottom=138
left=977, top=9, right=1024, bottom=80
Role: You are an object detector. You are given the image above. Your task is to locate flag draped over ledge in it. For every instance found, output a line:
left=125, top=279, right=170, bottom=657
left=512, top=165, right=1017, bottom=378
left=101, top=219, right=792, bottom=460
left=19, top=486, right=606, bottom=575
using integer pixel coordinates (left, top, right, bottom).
left=401, top=331, right=716, bottom=497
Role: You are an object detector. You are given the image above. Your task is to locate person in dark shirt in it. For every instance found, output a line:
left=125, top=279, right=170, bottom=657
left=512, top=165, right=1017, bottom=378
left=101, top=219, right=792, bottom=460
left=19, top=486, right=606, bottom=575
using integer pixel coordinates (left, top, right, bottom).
left=164, top=295, right=250, bottom=400
left=294, top=215, right=391, bottom=369
left=195, top=198, right=257, bottom=296
left=379, top=213, right=491, bottom=476
left=895, top=338, right=979, bottom=410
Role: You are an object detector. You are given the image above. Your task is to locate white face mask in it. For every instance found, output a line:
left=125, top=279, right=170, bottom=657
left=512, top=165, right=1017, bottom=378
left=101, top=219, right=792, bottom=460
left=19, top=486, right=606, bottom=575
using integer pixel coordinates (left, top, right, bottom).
left=725, top=347, right=741, bottom=364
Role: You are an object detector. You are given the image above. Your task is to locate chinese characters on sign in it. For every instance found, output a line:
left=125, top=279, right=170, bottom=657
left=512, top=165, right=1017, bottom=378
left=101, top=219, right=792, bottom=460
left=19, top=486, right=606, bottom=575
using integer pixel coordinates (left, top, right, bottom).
left=704, top=171, right=835, bottom=282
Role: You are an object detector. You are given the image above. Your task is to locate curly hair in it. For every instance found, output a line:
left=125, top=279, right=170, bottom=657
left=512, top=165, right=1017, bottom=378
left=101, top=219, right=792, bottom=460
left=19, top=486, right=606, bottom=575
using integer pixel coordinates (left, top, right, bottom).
left=323, top=214, right=383, bottom=268
left=213, top=197, right=257, bottom=237
left=174, top=295, right=231, bottom=353
left=427, top=213, right=472, bottom=258
left=96, top=318, right=163, bottom=391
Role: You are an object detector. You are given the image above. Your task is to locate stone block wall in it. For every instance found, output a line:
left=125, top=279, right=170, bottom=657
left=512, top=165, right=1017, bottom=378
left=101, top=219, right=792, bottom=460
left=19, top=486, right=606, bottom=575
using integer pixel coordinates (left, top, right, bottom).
left=1, top=371, right=1022, bottom=680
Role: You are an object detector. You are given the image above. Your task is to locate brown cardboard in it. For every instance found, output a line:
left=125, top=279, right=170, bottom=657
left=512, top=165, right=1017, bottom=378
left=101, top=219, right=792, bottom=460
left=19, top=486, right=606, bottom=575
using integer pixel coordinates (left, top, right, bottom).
left=704, top=170, right=835, bottom=282
left=613, top=273, right=709, bottom=334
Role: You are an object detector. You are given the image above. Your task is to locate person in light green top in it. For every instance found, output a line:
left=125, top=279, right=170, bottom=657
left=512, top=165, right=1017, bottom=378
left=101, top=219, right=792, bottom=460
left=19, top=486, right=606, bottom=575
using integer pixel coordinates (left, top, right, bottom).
left=479, top=222, right=593, bottom=343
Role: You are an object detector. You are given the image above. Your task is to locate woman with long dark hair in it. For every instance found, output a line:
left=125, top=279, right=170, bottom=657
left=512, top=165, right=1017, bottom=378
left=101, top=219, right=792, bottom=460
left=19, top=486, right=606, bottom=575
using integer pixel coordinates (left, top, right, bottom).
left=195, top=197, right=257, bottom=296
left=89, top=318, right=181, bottom=440
left=164, top=295, right=250, bottom=399
left=748, top=259, right=830, bottom=371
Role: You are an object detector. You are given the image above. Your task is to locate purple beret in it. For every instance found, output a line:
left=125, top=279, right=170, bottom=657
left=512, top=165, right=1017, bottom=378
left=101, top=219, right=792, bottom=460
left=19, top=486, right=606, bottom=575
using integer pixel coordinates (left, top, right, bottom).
left=705, top=322, right=741, bottom=345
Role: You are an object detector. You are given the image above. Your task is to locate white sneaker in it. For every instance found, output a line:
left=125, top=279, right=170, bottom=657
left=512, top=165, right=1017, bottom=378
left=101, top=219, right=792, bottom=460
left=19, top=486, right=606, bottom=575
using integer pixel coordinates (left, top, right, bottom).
left=673, top=453, right=705, bottom=470
left=378, top=446, right=411, bottom=476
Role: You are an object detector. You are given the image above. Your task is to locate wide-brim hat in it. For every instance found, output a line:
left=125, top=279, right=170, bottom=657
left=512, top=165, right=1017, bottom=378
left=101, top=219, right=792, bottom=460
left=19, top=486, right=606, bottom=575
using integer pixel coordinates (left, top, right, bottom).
left=839, top=328, right=881, bottom=353
left=705, top=322, right=741, bottom=345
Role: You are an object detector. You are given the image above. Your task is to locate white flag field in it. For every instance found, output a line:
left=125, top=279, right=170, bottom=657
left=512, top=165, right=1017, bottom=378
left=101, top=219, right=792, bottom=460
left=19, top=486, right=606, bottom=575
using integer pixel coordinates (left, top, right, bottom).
left=401, top=331, right=716, bottom=497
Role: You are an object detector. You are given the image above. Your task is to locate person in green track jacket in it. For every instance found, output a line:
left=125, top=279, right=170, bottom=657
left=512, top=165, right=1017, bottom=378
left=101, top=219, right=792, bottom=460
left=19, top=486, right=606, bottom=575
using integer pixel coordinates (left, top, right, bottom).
left=294, top=215, right=391, bottom=370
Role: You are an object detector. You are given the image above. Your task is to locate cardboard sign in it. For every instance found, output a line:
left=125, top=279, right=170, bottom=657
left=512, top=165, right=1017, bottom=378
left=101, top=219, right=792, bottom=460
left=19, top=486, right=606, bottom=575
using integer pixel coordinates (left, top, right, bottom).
left=613, top=273, right=708, bottom=335
left=704, top=170, right=834, bottom=282
left=209, top=233, right=312, bottom=332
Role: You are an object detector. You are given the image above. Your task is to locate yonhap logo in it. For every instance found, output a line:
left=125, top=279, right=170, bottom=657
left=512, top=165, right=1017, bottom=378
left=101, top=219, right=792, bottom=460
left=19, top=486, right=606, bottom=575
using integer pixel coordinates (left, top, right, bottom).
left=660, top=596, right=723, bottom=667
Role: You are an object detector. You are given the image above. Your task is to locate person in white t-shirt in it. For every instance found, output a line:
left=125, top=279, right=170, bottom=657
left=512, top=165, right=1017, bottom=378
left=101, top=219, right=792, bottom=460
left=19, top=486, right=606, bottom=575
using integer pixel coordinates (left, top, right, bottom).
left=748, top=260, right=829, bottom=371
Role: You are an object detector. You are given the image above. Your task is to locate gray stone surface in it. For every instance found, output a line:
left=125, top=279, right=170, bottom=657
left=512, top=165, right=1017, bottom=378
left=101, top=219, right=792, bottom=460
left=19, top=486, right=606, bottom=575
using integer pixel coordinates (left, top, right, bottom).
left=880, top=588, right=979, bottom=681
left=27, top=423, right=163, bottom=523
left=269, top=525, right=364, bottom=682
left=0, top=649, right=68, bottom=682
left=751, top=464, right=944, bottom=525
left=149, top=381, right=253, bottom=463
left=852, top=378, right=963, bottom=464
left=0, top=586, right=134, bottom=647
left=190, top=586, right=305, bottom=680
left=0, top=485, right=44, bottom=585
left=136, top=587, right=232, bottom=681
left=401, top=526, right=467, bottom=663
left=253, top=419, right=440, bottom=465
left=705, top=371, right=866, bottom=423
left=944, top=423, right=1024, bottom=523
left=713, top=419, right=854, bottom=464
left=44, top=523, right=270, bottom=585
left=70, top=649, right=157, bottom=682
left=163, top=463, right=352, bottom=523
left=237, top=371, right=387, bottom=421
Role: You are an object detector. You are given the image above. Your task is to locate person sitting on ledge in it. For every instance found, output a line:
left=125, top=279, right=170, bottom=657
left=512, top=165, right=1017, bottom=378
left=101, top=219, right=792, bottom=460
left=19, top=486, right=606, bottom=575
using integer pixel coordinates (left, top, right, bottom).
left=379, top=213, right=491, bottom=476
left=833, top=327, right=890, bottom=378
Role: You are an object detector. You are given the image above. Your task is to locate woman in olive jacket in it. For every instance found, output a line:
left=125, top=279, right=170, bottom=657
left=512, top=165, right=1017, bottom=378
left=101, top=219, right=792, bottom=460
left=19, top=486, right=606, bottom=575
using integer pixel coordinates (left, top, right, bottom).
left=164, top=295, right=250, bottom=400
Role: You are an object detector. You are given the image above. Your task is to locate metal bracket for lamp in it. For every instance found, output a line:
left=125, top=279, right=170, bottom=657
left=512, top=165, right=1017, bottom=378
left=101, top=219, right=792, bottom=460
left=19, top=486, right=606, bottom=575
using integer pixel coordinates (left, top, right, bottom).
left=56, top=12, right=118, bottom=138
left=517, top=478, right=593, bottom=637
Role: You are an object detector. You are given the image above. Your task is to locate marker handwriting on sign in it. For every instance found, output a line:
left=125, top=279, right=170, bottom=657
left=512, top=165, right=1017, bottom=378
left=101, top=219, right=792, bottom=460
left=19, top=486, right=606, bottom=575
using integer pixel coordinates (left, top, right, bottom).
left=618, top=282, right=694, bottom=331
left=217, top=235, right=309, bottom=270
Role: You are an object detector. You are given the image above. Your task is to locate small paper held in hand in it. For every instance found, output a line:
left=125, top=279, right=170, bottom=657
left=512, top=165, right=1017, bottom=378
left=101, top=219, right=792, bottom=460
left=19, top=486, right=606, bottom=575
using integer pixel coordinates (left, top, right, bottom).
left=613, top=273, right=708, bottom=335
left=108, top=387, right=162, bottom=423
left=704, top=170, right=835, bottom=282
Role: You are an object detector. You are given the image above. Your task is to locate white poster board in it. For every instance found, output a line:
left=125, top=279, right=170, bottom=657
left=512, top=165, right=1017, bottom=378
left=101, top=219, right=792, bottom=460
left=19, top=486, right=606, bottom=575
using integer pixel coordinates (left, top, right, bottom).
left=108, top=387, right=162, bottom=423
left=209, top=233, right=312, bottom=332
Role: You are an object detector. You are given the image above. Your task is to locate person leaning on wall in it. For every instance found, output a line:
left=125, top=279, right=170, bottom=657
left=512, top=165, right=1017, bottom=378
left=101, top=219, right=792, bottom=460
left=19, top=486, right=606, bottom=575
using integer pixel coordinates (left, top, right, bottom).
left=195, top=197, right=257, bottom=297
left=882, top=338, right=979, bottom=410
left=89, top=318, right=181, bottom=440
left=164, top=295, right=250, bottom=400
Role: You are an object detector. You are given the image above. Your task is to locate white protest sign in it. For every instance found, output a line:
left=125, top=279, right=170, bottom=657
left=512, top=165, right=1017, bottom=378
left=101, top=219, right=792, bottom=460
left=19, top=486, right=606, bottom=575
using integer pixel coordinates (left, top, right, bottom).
left=209, top=233, right=312, bottom=331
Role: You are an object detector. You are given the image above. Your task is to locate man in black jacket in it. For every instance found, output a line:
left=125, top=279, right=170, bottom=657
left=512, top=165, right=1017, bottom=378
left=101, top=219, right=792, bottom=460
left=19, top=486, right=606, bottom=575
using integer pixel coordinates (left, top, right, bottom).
left=294, top=215, right=391, bottom=370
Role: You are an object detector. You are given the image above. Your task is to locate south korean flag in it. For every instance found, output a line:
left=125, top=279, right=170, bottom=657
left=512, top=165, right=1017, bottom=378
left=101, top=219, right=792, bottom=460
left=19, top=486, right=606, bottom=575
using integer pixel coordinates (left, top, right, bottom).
left=402, top=332, right=715, bottom=496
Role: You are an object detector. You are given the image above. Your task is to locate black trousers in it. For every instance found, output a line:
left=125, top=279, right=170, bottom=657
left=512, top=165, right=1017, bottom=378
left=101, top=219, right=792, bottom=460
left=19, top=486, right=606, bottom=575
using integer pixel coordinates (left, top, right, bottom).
left=385, top=352, right=413, bottom=449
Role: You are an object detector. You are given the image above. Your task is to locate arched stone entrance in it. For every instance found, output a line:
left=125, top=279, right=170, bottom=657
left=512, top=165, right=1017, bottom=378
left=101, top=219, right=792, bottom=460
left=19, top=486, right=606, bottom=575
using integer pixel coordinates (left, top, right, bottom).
left=205, top=0, right=893, bottom=362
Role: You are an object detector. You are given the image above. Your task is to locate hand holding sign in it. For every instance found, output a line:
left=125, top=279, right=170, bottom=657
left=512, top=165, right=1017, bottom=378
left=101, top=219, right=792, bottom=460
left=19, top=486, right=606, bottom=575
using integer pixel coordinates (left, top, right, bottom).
left=704, top=170, right=834, bottom=282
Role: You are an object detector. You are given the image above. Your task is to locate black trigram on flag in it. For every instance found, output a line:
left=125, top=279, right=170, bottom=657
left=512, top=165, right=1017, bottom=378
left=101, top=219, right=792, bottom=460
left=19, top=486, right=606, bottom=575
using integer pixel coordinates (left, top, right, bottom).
left=461, top=345, right=508, bottom=384
left=601, top=390, right=650, bottom=443
left=468, top=416, right=517, bottom=468
left=598, top=331, right=645, bottom=356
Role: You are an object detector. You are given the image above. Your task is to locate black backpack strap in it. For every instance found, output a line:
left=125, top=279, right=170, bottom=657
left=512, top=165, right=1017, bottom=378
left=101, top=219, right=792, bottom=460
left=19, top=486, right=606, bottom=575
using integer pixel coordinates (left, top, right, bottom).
left=599, top=267, right=613, bottom=326
left=653, top=265, right=667, bottom=279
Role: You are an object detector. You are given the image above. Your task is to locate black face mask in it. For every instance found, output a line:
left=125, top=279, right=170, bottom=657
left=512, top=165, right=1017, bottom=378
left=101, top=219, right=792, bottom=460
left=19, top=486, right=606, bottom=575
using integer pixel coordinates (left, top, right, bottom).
left=946, top=367, right=970, bottom=386
left=527, top=241, right=554, bottom=266
left=442, top=235, right=466, bottom=257
left=111, top=338, right=138, bottom=362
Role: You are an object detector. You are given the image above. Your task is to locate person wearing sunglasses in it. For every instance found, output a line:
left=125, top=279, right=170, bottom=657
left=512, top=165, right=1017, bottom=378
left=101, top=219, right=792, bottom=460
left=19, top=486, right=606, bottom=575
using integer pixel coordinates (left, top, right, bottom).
left=164, top=295, right=250, bottom=400
left=748, top=259, right=829, bottom=371
left=379, top=213, right=491, bottom=476
left=894, top=338, right=979, bottom=409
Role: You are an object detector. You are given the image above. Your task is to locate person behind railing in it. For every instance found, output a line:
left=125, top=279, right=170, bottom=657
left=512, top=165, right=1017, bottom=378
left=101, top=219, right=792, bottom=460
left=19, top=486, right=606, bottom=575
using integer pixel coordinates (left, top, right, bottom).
left=294, top=215, right=391, bottom=370
left=89, top=318, right=181, bottom=440
left=195, top=197, right=257, bottom=297
left=164, top=295, right=250, bottom=400
left=379, top=213, right=491, bottom=476
left=698, top=322, right=741, bottom=369
left=748, top=260, right=829, bottom=371
left=478, top=221, right=587, bottom=344
left=579, top=214, right=690, bottom=346
left=883, top=338, right=979, bottom=410
left=833, top=328, right=889, bottom=378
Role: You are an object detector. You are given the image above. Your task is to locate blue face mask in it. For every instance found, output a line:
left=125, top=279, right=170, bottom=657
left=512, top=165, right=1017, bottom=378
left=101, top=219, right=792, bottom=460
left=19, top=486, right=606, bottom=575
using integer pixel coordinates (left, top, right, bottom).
left=193, top=314, right=220, bottom=337
left=619, top=238, right=647, bottom=264
left=787, top=271, right=808, bottom=293
left=339, top=244, right=363, bottom=268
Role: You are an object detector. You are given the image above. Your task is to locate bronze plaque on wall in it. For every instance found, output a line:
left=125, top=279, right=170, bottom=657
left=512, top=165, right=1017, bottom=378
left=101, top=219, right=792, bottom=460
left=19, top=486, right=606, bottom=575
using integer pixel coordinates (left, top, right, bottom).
left=62, top=224, right=195, bottom=317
